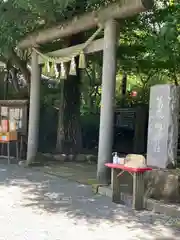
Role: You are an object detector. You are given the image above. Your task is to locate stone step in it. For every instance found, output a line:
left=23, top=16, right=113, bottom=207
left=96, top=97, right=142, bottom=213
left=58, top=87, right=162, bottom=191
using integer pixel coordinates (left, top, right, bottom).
left=97, top=185, right=180, bottom=218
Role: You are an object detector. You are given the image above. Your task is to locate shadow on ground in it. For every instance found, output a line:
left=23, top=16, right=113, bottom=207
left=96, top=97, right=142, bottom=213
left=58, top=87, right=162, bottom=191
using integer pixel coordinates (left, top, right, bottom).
left=37, top=161, right=97, bottom=185
left=0, top=164, right=179, bottom=240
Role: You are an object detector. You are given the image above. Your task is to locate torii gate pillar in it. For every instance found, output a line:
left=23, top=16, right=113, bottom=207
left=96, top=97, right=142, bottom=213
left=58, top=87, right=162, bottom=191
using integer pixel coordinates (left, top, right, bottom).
left=26, top=49, right=41, bottom=165
left=97, top=19, right=117, bottom=183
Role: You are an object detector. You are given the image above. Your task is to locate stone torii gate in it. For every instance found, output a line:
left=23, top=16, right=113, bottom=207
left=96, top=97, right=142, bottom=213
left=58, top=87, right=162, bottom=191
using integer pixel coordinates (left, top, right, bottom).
left=18, top=0, right=154, bottom=183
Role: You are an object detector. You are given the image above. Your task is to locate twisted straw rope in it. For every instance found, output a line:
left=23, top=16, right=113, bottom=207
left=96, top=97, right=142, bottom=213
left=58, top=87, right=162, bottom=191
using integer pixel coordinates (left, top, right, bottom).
left=32, top=25, right=104, bottom=64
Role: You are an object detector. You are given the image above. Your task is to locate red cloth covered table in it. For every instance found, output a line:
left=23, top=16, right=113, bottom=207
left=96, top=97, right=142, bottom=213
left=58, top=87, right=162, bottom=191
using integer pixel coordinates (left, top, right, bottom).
left=105, top=163, right=152, bottom=210
left=105, top=163, right=152, bottom=173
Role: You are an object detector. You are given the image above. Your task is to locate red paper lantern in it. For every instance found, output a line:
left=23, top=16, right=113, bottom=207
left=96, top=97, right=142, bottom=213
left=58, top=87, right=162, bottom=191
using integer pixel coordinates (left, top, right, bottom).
left=131, top=91, right=137, bottom=97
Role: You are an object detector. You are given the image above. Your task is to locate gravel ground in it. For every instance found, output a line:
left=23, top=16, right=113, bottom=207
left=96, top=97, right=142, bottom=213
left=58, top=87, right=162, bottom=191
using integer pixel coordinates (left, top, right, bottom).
left=0, top=164, right=179, bottom=240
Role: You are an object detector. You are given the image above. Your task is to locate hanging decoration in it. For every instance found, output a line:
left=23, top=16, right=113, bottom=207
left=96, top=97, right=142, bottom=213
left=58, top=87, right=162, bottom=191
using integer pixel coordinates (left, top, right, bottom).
left=32, top=25, right=103, bottom=79
left=50, top=62, right=55, bottom=76
left=45, top=61, right=51, bottom=73
left=79, top=51, right=86, bottom=69
left=60, top=62, right=67, bottom=79
left=44, top=61, right=54, bottom=76
left=54, top=62, right=59, bottom=78
left=69, top=57, right=77, bottom=75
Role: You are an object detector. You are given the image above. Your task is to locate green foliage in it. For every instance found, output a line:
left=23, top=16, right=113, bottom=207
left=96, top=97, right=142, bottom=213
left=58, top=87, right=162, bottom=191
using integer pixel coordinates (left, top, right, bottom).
left=116, top=1, right=180, bottom=81
left=144, top=3, right=180, bottom=82
left=0, top=0, right=112, bottom=56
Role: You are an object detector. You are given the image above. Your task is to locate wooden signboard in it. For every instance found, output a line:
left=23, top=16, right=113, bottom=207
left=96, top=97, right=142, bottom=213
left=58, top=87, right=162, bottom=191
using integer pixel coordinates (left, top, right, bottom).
left=115, top=107, right=148, bottom=154
left=115, top=108, right=136, bottom=130
left=0, top=100, right=28, bottom=135
left=0, top=131, right=17, bottom=142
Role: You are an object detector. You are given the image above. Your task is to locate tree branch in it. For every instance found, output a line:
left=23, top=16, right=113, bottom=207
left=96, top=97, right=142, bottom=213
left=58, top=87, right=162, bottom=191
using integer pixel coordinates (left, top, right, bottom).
left=7, top=48, right=30, bottom=86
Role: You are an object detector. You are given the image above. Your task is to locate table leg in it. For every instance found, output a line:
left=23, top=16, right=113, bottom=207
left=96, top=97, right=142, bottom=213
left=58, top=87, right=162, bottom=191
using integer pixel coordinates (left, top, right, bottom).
left=112, top=168, right=121, bottom=203
left=1, top=143, right=4, bottom=155
left=16, top=141, right=19, bottom=161
left=132, top=172, right=145, bottom=210
left=7, top=142, right=10, bottom=164
left=20, top=136, right=23, bottom=159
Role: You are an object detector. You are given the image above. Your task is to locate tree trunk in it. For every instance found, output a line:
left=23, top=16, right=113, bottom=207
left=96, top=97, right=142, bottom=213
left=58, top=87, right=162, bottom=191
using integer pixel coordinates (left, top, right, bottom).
left=3, top=70, right=9, bottom=100
left=56, top=78, right=65, bottom=152
left=8, top=48, right=31, bottom=88
left=63, top=66, right=82, bottom=153
left=56, top=35, right=83, bottom=153
left=121, top=72, right=127, bottom=107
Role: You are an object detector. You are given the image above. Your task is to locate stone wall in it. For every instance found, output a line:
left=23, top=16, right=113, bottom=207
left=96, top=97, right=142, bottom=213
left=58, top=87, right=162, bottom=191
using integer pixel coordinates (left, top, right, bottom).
left=145, top=169, right=180, bottom=203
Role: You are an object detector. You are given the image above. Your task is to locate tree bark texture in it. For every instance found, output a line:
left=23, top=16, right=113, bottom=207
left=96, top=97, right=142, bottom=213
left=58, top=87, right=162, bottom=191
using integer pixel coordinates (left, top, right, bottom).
left=56, top=35, right=83, bottom=153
